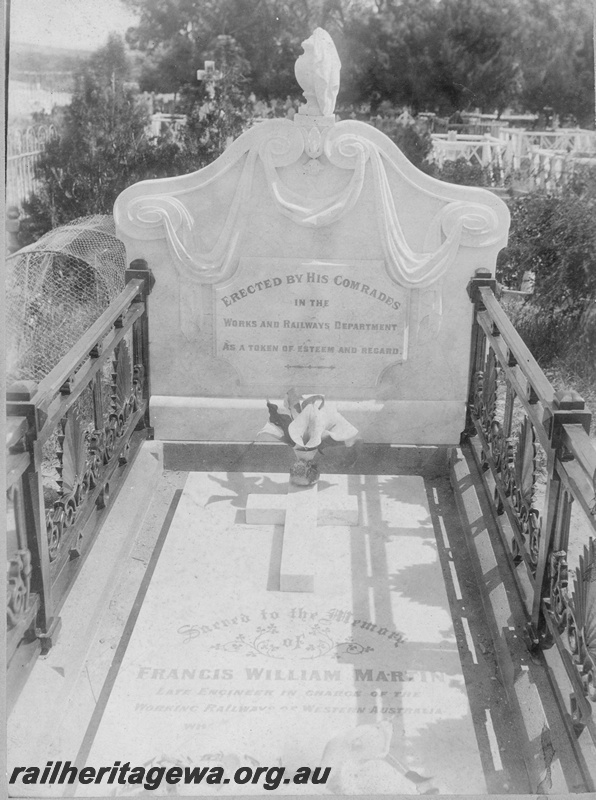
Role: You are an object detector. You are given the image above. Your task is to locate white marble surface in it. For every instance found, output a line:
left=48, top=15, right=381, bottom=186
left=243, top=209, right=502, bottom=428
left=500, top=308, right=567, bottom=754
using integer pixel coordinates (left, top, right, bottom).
left=246, top=485, right=358, bottom=527
left=113, top=31, right=509, bottom=445
left=213, top=258, right=409, bottom=391
left=277, top=482, right=319, bottom=592
left=151, top=396, right=467, bottom=444
left=72, top=471, right=485, bottom=794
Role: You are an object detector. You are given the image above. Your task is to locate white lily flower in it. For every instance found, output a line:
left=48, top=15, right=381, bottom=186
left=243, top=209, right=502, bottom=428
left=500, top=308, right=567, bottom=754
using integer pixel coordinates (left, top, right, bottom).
left=289, top=396, right=359, bottom=450
left=257, top=390, right=359, bottom=451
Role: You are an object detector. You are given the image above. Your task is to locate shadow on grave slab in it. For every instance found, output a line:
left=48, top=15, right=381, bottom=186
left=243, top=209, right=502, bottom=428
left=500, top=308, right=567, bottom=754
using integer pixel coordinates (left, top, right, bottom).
left=164, top=441, right=450, bottom=478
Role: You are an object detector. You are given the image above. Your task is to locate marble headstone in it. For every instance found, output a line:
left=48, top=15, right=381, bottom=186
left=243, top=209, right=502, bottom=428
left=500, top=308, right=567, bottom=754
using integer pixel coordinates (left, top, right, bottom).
left=114, top=29, right=509, bottom=444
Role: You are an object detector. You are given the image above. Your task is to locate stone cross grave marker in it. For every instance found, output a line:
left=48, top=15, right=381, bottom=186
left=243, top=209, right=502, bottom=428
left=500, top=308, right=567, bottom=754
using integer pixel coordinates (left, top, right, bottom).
left=246, top=482, right=359, bottom=592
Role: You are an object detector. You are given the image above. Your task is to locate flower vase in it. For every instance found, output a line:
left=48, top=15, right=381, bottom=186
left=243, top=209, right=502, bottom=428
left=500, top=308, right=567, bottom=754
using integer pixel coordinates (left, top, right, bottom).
left=290, top=448, right=320, bottom=486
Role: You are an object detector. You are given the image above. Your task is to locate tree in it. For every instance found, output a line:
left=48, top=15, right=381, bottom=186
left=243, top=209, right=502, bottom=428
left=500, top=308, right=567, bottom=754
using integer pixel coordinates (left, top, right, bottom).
left=516, top=0, right=595, bottom=125
left=178, top=35, right=256, bottom=165
left=125, top=0, right=301, bottom=101
left=429, top=0, right=522, bottom=114
left=19, top=35, right=183, bottom=244
left=496, top=183, right=596, bottom=378
left=340, top=0, right=522, bottom=114
left=137, top=36, right=197, bottom=95
left=122, top=0, right=595, bottom=122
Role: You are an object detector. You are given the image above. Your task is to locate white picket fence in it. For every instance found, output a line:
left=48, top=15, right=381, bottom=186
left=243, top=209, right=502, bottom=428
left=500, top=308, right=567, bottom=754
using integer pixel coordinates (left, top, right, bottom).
left=525, top=148, right=596, bottom=192
left=148, top=112, right=187, bottom=139
left=6, top=125, right=57, bottom=209
left=6, top=111, right=188, bottom=209
left=430, top=132, right=512, bottom=183
left=430, top=127, right=596, bottom=189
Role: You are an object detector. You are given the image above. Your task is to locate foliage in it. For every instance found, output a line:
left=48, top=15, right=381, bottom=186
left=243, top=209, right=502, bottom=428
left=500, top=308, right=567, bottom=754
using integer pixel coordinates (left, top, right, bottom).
left=516, top=0, right=595, bottom=125
left=122, top=0, right=595, bottom=124
left=178, top=35, right=256, bottom=166
left=498, top=186, right=596, bottom=307
left=368, top=108, right=433, bottom=169
left=19, top=36, right=177, bottom=242
left=123, top=0, right=330, bottom=100
left=343, top=0, right=522, bottom=115
left=435, top=0, right=524, bottom=113
left=17, top=32, right=263, bottom=246
left=497, top=181, right=596, bottom=381
left=430, top=156, right=492, bottom=186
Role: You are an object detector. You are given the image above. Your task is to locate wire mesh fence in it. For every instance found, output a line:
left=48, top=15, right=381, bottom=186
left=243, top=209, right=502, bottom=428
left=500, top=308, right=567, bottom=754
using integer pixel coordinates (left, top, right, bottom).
left=6, top=215, right=127, bottom=385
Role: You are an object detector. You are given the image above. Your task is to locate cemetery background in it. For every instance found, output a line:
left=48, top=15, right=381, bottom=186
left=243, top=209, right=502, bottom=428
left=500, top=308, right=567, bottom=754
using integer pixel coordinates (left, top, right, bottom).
left=5, top=1, right=596, bottom=797
left=7, top=0, right=596, bottom=417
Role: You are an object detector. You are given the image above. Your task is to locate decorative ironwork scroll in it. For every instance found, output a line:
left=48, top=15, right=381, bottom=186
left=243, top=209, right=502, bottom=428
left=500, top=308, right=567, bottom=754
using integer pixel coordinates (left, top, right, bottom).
left=569, top=539, right=596, bottom=701
left=44, top=341, right=143, bottom=564
left=6, top=269, right=152, bottom=705
left=7, top=549, right=32, bottom=629
left=502, top=417, right=541, bottom=569
left=466, top=274, right=596, bottom=751
left=474, top=347, right=506, bottom=472
left=548, top=549, right=569, bottom=630
left=471, top=346, right=541, bottom=571
left=548, top=539, right=596, bottom=703
left=6, top=470, right=37, bottom=659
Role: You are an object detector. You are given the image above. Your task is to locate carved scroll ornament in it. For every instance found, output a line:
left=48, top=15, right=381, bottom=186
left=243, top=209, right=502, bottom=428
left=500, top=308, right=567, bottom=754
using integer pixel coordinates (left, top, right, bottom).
left=118, top=120, right=503, bottom=291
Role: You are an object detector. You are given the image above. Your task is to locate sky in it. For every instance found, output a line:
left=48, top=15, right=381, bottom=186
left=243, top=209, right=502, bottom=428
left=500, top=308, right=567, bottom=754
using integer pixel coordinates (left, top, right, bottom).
left=10, top=0, right=138, bottom=51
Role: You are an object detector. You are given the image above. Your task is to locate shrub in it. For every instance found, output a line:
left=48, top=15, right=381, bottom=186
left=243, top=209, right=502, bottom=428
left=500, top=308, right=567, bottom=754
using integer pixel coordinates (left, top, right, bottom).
left=498, top=187, right=596, bottom=310
left=497, top=182, right=596, bottom=383
left=430, top=156, right=493, bottom=187
left=369, top=111, right=433, bottom=170
left=18, top=34, right=255, bottom=247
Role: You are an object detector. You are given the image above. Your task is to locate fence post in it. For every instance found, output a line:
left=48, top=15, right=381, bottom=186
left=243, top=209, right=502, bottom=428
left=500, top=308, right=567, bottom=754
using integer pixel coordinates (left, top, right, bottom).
left=6, top=381, right=61, bottom=651
left=532, top=390, right=592, bottom=635
left=462, top=268, right=497, bottom=442
left=125, top=259, right=154, bottom=435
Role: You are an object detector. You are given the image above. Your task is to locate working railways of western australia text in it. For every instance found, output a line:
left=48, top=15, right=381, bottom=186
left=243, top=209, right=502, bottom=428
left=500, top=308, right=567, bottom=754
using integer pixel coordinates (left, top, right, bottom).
left=220, top=272, right=403, bottom=312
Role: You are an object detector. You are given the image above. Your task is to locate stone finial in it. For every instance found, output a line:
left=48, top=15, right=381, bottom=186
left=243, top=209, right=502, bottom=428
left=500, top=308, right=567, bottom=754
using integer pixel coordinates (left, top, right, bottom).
left=294, top=28, right=341, bottom=118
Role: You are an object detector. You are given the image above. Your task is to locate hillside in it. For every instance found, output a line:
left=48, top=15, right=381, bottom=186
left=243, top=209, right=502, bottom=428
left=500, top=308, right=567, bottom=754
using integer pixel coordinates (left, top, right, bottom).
left=9, top=41, right=86, bottom=86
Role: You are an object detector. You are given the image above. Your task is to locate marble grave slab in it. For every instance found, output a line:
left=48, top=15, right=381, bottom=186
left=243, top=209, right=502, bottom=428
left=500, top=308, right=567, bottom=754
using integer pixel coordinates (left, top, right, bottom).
left=75, top=472, right=486, bottom=795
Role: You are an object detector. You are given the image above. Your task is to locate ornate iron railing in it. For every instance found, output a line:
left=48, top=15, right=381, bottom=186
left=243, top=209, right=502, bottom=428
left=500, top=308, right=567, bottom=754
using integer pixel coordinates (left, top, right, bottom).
left=466, top=269, right=596, bottom=737
left=5, top=260, right=153, bottom=707
left=6, top=417, right=39, bottom=672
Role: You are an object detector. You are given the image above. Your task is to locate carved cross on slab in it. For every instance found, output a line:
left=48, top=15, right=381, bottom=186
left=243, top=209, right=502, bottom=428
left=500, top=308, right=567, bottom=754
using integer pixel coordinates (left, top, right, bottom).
left=245, top=483, right=359, bottom=593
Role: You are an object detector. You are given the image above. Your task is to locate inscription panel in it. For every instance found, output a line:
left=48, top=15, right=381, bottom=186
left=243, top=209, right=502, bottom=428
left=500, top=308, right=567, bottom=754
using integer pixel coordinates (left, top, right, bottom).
left=214, top=259, right=409, bottom=390
left=70, top=473, right=486, bottom=795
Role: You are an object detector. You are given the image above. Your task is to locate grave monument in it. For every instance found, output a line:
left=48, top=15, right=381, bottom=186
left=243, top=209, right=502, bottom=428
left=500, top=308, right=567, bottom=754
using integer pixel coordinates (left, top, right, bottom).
left=69, top=30, right=513, bottom=795
left=114, top=28, right=509, bottom=446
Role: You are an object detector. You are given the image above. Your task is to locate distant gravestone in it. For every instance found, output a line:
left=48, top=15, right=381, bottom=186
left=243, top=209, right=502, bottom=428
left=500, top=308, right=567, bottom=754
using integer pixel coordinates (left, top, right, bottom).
left=114, top=29, right=509, bottom=445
